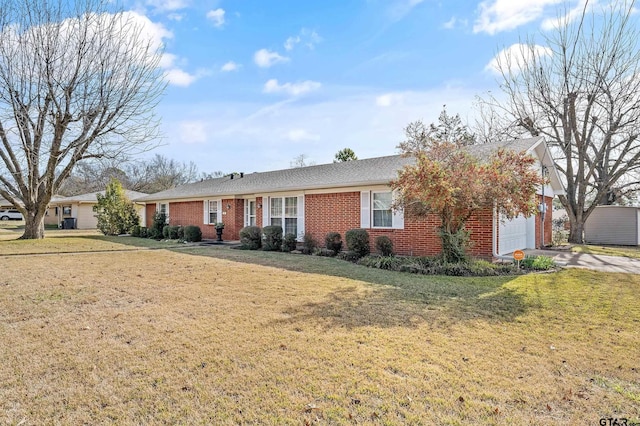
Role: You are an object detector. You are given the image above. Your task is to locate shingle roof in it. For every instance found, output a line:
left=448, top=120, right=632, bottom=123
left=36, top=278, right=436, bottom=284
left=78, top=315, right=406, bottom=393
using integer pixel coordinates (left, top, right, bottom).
left=51, top=190, right=148, bottom=203
left=138, top=136, right=546, bottom=202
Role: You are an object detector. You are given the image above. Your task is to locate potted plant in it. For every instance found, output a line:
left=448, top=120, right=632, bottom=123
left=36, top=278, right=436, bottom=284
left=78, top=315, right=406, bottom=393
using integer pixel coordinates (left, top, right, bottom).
left=215, top=222, right=225, bottom=241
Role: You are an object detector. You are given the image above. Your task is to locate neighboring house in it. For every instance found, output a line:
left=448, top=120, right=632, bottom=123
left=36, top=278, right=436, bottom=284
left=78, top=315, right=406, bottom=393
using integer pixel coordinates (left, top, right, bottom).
left=585, top=206, right=640, bottom=246
left=138, top=137, right=565, bottom=258
left=0, top=198, right=14, bottom=209
left=48, top=190, right=148, bottom=229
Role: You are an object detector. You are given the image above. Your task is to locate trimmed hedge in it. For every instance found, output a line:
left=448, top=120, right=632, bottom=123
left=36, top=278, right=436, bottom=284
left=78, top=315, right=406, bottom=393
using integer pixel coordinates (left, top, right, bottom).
left=281, top=233, right=297, bottom=252
left=183, top=225, right=202, bottom=242
left=240, top=226, right=262, bottom=250
left=375, top=235, right=394, bottom=256
left=325, top=232, right=342, bottom=255
left=302, top=233, right=318, bottom=255
left=262, top=225, right=283, bottom=251
left=345, top=228, right=370, bottom=258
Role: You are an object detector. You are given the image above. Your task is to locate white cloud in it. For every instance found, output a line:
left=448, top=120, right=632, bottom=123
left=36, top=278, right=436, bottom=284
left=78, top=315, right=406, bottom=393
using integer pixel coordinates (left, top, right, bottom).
left=221, top=61, right=240, bottom=72
left=442, top=16, right=457, bottom=29
left=485, top=43, right=553, bottom=75
left=541, top=0, right=594, bottom=30
left=284, top=29, right=322, bottom=51
left=474, top=0, right=563, bottom=34
left=164, top=68, right=199, bottom=87
left=206, top=8, right=226, bottom=27
left=179, top=120, right=208, bottom=144
left=375, top=93, right=404, bottom=107
left=284, top=36, right=300, bottom=51
left=166, top=13, right=185, bottom=21
left=263, top=79, right=321, bottom=96
left=287, top=129, right=320, bottom=142
left=145, top=0, right=189, bottom=12
left=253, top=49, right=289, bottom=68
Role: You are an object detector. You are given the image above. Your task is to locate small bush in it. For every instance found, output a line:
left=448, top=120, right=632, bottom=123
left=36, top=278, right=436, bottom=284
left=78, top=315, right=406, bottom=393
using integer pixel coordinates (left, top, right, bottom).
left=163, top=225, right=171, bottom=239
left=262, top=225, right=283, bottom=251
left=324, top=232, right=342, bottom=255
left=131, top=225, right=141, bottom=237
left=375, top=235, right=394, bottom=256
left=150, top=211, right=167, bottom=240
left=521, top=255, right=555, bottom=270
left=183, top=225, right=202, bottom=242
left=139, top=227, right=148, bottom=238
left=302, top=233, right=319, bottom=255
left=357, top=255, right=405, bottom=270
left=282, top=233, right=298, bottom=252
left=176, top=226, right=184, bottom=240
left=313, top=247, right=335, bottom=257
left=337, top=250, right=360, bottom=262
left=147, top=227, right=162, bottom=240
left=239, top=226, right=262, bottom=250
left=345, top=228, right=370, bottom=258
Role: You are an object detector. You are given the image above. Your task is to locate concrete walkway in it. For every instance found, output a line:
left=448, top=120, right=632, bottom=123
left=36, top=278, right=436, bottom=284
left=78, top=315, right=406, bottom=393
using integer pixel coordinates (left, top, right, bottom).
left=524, top=249, right=640, bottom=274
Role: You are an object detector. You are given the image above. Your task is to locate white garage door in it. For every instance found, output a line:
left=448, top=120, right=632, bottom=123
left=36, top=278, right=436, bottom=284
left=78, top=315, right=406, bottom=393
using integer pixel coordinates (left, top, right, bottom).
left=499, top=214, right=535, bottom=255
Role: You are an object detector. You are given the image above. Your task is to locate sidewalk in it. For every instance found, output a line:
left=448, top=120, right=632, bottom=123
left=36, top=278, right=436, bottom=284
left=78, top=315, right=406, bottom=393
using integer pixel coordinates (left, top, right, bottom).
left=524, top=248, right=640, bottom=274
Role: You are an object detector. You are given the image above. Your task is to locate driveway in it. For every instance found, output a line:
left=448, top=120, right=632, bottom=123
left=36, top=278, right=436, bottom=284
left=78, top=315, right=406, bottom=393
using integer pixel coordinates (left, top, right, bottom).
left=524, top=249, right=640, bottom=274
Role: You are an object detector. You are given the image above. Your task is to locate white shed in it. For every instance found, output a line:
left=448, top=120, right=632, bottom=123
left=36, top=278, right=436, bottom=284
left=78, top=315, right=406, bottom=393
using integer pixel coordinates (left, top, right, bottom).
left=584, top=206, right=640, bottom=246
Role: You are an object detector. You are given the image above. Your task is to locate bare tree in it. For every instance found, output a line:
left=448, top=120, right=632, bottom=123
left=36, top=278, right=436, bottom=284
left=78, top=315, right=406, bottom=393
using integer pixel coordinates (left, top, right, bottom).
left=290, top=154, right=316, bottom=168
left=478, top=0, right=640, bottom=243
left=0, top=0, right=165, bottom=238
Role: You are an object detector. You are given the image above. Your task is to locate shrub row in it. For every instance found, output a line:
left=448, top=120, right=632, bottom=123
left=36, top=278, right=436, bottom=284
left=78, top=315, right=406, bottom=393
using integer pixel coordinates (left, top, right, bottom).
left=131, top=224, right=201, bottom=242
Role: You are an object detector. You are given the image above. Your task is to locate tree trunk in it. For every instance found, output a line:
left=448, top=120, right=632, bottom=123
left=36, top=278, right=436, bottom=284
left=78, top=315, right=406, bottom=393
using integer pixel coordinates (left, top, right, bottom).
left=20, top=210, right=45, bottom=239
left=567, top=217, right=584, bottom=244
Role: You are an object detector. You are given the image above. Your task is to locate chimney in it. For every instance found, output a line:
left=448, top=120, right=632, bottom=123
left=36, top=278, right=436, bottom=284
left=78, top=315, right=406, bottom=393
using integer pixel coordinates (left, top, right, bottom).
left=240, top=172, right=244, bottom=178
left=230, top=174, right=234, bottom=179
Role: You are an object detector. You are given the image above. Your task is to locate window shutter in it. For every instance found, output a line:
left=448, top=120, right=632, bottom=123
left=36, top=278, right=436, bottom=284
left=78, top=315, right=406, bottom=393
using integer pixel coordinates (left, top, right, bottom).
left=392, top=191, right=404, bottom=230
left=244, top=200, right=249, bottom=227
left=216, top=200, right=222, bottom=225
left=203, top=200, right=209, bottom=224
left=297, top=195, right=305, bottom=241
left=360, top=191, right=370, bottom=228
left=262, top=197, right=269, bottom=227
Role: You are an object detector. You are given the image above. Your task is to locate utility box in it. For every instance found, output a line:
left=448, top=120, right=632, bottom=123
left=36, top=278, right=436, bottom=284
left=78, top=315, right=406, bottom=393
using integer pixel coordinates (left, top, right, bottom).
left=62, top=217, right=77, bottom=229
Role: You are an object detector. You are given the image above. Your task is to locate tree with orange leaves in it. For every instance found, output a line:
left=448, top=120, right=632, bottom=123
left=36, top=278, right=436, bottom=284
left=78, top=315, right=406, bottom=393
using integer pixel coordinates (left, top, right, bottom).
left=391, top=129, right=545, bottom=262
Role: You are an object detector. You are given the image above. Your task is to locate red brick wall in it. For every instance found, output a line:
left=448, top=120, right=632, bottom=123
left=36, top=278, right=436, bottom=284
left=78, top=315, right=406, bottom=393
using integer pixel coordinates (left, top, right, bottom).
left=304, top=192, right=494, bottom=259
left=535, top=196, right=553, bottom=248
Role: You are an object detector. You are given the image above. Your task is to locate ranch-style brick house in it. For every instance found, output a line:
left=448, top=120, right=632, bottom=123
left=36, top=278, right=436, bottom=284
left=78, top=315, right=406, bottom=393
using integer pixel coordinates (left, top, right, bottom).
left=138, top=136, right=565, bottom=258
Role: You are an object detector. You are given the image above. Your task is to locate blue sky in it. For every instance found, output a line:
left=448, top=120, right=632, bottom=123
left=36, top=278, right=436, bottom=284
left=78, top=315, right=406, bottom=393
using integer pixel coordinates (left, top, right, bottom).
left=123, top=0, right=587, bottom=174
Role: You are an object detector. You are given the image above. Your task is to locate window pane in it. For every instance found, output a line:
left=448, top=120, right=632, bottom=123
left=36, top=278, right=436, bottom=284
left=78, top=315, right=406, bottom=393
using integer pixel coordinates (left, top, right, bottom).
left=285, top=218, right=297, bottom=236
left=373, top=192, right=392, bottom=210
left=271, top=198, right=282, bottom=217
left=249, top=217, right=256, bottom=226
left=209, top=201, right=216, bottom=213
left=373, top=210, right=392, bottom=227
left=271, top=217, right=282, bottom=228
left=285, top=197, right=297, bottom=217
left=249, top=201, right=256, bottom=216
left=209, top=212, right=217, bottom=223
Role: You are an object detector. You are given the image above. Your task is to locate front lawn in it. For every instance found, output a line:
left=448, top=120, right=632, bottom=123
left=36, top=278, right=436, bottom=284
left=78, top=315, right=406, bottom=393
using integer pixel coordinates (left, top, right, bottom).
left=0, top=236, right=638, bottom=424
left=572, top=244, right=640, bottom=259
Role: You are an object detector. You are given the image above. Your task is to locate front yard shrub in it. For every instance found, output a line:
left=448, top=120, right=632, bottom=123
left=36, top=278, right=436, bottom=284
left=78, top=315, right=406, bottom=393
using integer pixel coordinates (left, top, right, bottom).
left=239, top=226, right=262, bottom=250
left=262, top=225, right=283, bottom=251
left=356, top=255, right=518, bottom=277
left=131, top=225, right=141, bottom=237
left=375, top=235, right=394, bottom=256
left=177, top=226, right=184, bottom=240
left=337, top=250, right=360, bottom=262
left=138, top=227, right=148, bottom=238
left=282, top=233, right=298, bottom=252
left=521, top=255, right=555, bottom=270
left=302, top=233, right=318, bottom=255
left=150, top=211, right=167, bottom=240
left=324, top=232, right=342, bottom=255
left=345, top=228, right=370, bottom=258
left=163, top=225, right=171, bottom=239
left=183, top=225, right=202, bottom=242
left=168, top=226, right=180, bottom=239
left=313, top=247, right=335, bottom=257
left=357, top=255, right=405, bottom=270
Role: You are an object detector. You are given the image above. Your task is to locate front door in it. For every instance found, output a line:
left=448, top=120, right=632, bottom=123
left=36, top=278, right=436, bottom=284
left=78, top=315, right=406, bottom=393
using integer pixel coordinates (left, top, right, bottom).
left=245, top=200, right=256, bottom=226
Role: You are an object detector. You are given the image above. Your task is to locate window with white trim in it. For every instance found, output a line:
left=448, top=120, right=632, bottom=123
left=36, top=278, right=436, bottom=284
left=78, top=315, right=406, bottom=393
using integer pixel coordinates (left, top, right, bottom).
left=269, top=196, right=298, bottom=235
left=208, top=201, right=218, bottom=224
left=372, top=191, right=393, bottom=228
left=245, top=200, right=256, bottom=226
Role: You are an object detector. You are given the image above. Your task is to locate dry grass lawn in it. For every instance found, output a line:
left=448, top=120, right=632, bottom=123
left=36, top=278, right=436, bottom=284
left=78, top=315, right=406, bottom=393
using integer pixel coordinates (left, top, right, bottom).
left=0, top=236, right=638, bottom=424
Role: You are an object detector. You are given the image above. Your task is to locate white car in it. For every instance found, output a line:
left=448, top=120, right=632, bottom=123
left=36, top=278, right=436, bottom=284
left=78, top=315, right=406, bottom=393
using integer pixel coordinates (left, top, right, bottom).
left=0, top=209, right=24, bottom=221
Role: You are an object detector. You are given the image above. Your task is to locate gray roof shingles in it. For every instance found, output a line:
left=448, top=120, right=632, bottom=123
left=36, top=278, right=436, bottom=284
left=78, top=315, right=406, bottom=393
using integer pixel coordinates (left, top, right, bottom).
left=138, top=136, right=545, bottom=202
